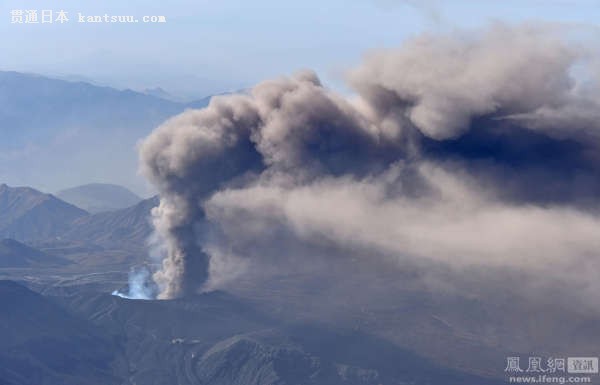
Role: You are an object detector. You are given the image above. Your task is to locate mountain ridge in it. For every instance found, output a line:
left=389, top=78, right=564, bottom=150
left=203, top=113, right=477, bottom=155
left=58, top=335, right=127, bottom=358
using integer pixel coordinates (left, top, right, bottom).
left=62, top=195, right=158, bottom=249
left=0, top=71, right=213, bottom=192
left=0, top=238, right=69, bottom=267
left=56, top=183, right=142, bottom=213
left=0, top=184, right=88, bottom=242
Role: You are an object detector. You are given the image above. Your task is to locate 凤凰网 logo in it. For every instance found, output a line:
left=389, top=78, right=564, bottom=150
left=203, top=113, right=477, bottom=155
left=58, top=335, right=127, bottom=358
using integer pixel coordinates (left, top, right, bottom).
left=505, top=356, right=598, bottom=374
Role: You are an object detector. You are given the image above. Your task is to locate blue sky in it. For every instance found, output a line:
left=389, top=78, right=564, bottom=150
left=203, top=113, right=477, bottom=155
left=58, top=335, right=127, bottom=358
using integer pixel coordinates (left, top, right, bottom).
left=1, top=0, right=599, bottom=99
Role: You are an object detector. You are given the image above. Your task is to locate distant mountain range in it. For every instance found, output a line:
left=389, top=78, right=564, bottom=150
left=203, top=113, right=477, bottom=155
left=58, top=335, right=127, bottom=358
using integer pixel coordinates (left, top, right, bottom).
left=0, top=71, right=212, bottom=193
left=56, top=183, right=142, bottom=213
left=0, top=184, right=155, bottom=250
left=0, top=71, right=179, bottom=147
left=0, top=184, right=88, bottom=241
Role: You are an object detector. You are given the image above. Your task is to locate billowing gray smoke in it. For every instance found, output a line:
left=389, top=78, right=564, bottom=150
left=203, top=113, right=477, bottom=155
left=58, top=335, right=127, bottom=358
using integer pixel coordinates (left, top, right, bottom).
left=140, top=71, right=398, bottom=298
left=140, top=23, right=600, bottom=299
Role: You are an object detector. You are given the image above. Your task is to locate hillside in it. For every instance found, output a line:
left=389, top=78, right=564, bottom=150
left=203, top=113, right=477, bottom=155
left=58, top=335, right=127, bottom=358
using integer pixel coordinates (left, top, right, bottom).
left=50, top=288, right=501, bottom=385
left=0, top=239, right=69, bottom=268
left=62, top=196, right=159, bottom=249
left=0, top=184, right=157, bottom=262
left=0, top=184, right=88, bottom=242
left=56, top=183, right=142, bottom=213
left=0, top=281, right=122, bottom=385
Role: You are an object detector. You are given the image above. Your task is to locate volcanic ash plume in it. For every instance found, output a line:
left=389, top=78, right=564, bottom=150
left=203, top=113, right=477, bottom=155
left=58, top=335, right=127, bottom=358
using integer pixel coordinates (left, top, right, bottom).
left=140, top=23, right=600, bottom=299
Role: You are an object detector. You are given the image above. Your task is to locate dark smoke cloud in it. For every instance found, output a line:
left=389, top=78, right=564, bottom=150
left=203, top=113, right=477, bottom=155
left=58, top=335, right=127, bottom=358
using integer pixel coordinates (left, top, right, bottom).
left=349, top=23, right=595, bottom=140
left=139, top=23, right=600, bottom=299
left=140, top=94, right=263, bottom=298
left=140, top=71, right=399, bottom=297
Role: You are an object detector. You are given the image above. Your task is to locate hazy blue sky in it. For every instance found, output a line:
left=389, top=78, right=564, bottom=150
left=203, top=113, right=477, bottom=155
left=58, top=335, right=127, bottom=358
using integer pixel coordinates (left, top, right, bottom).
left=1, top=0, right=599, bottom=99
